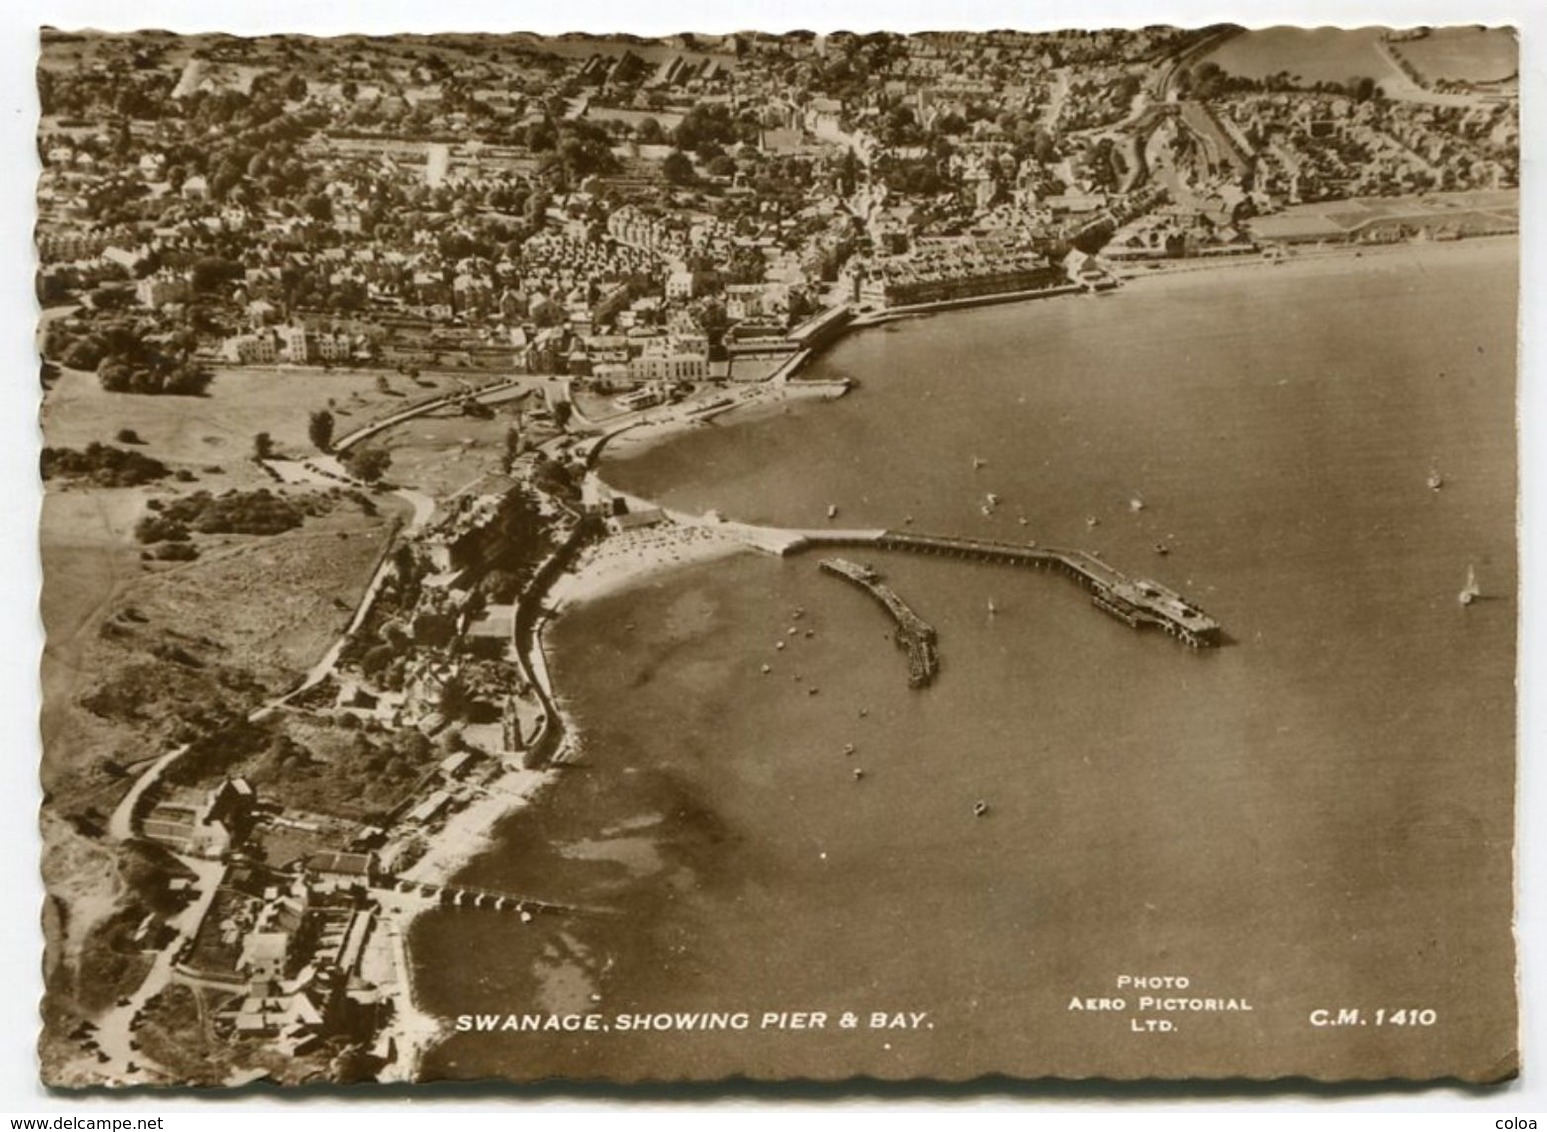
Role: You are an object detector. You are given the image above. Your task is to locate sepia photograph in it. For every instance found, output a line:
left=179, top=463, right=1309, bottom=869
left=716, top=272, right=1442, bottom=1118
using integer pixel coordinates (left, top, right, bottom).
left=23, top=0, right=1532, bottom=1099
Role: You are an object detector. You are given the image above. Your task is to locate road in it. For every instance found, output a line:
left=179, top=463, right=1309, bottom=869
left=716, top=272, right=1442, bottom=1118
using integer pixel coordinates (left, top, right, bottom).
left=85, top=857, right=226, bottom=1085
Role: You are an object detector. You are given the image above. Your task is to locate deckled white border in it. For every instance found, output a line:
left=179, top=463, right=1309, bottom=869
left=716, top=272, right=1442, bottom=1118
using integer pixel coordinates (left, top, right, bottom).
left=2, top=0, right=1541, bottom=1115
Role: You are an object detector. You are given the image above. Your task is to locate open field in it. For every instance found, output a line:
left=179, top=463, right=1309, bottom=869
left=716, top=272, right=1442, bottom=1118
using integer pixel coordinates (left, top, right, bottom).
left=372, top=394, right=555, bottom=499
left=40, top=490, right=158, bottom=777
left=42, top=366, right=463, bottom=490
left=1391, top=28, right=1517, bottom=84
left=1205, top=27, right=1392, bottom=85
left=41, top=489, right=398, bottom=794
left=1247, top=189, right=1519, bottom=243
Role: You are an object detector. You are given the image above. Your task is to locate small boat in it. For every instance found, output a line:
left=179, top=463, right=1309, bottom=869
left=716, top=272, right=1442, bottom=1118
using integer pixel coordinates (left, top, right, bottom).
left=986, top=492, right=1001, bottom=507
left=1086, top=515, right=1100, bottom=528
left=761, top=664, right=772, bottom=674
left=843, top=743, right=855, bottom=755
left=852, top=768, right=865, bottom=780
left=972, top=800, right=989, bottom=817
left=1460, top=564, right=1481, bottom=606
left=1154, top=542, right=1170, bottom=556
left=972, top=456, right=987, bottom=469
left=827, top=503, right=839, bottom=519
left=980, top=504, right=994, bottom=517
left=1428, top=469, right=1444, bottom=492
left=775, top=641, right=786, bottom=651
left=987, top=598, right=997, bottom=616
left=807, top=686, right=820, bottom=696
left=1017, top=516, right=1029, bottom=526
left=1129, top=496, right=1146, bottom=513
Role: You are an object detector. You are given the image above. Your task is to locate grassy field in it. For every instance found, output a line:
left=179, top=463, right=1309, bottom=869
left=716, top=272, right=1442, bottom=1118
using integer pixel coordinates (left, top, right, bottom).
left=42, top=366, right=462, bottom=490
left=40, top=358, right=439, bottom=792
left=1205, top=27, right=1391, bottom=85
left=1393, top=28, right=1517, bottom=84
left=40, top=486, right=401, bottom=868
left=372, top=395, right=549, bottom=499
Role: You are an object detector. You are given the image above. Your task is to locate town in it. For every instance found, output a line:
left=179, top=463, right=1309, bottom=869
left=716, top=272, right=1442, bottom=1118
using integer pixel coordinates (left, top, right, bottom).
left=36, top=25, right=1518, bottom=1087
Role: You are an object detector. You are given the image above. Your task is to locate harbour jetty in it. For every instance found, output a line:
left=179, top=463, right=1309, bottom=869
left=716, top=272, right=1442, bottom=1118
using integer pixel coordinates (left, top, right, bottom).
left=819, top=558, right=940, bottom=688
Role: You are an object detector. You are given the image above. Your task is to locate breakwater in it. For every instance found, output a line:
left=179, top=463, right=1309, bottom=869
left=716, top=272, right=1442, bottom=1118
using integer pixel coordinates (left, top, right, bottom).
left=818, top=557, right=939, bottom=688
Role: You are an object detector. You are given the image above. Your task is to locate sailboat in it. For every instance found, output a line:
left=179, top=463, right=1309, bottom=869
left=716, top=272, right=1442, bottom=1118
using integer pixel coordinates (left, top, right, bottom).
left=1428, top=468, right=1444, bottom=492
left=1459, top=565, right=1481, bottom=606
left=987, top=597, right=997, bottom=617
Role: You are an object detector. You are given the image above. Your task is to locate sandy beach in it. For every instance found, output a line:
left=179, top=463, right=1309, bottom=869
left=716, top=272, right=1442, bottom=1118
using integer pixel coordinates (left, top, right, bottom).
left=547, top=521, right=755, bottom=612
left=371, top=766, right=556, bottom=1081
left=366, top=892, right=446, bottom=1084
left=1112, top=230, right=1516, bottom=285
left=593, top=380, right=848, bottom=464
left=399, top=767, right=555, bottom=887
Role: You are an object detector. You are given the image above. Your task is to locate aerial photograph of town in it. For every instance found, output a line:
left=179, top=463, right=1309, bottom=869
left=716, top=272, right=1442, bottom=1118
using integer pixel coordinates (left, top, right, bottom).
left=33, top=20, right=1520, bottom=1089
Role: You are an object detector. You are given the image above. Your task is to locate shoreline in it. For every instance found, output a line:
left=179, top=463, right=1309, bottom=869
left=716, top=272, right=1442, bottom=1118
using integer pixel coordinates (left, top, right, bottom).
left=394, top=226, right=1518, bottom=1079
left=374, top=764, right=558, bottom=1081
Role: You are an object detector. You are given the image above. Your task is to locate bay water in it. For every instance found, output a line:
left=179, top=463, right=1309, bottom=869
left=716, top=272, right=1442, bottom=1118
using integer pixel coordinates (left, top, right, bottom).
left=412, top=243, right=1517, bottom=1082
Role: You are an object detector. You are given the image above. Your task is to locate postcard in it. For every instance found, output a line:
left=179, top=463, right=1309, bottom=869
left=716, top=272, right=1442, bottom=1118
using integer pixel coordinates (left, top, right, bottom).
left=35, top=23, right=1519, bottom=1086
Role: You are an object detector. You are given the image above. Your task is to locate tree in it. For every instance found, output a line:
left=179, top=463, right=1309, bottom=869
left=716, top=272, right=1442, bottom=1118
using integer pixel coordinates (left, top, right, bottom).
left=308, top=409, right=334, bottom=452
left=662, top=150, right=695, bottom=185
left=190, top=257, right=242, bottom=295
left=531, top=298, right=566, bottom=328
left=98, top=359, right=135, bottom=392
left=253, top=432, right=274, bottom=459
left=343, top=446, right=392, bottom=484
left=302, top=192, right=333, bottom=222
left=438, top=673, right=473, bottom=721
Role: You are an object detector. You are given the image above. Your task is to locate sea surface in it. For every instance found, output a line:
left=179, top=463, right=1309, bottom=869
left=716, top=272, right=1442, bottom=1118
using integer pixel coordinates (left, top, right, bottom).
left=412, top=243, right=1518, bottom=1082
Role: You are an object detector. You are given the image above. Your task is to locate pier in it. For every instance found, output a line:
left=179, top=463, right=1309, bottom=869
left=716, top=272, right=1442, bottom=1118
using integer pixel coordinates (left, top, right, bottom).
left=819, top=558, right=940, bottom=687
left=787, top=529, right=1219, bottom=648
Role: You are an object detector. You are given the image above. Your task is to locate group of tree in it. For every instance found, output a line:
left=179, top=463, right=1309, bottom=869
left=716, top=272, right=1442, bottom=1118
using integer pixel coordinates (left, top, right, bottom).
left=41, top=443, right=169, bottom=487
left=1179, top=60, right=1382, bottom=103
left=98, top=352, right=213, bottom=396
left=136, top=488, right=310, bottom=541
left=671, top=103, right=759, bottom=159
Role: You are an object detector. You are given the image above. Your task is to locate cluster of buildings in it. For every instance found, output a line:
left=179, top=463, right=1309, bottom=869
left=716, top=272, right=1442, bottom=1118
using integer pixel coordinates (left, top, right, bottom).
left=38, top=26, right=1519, bottom=399
left=845, top=236, right=1073, bottom=308
left=1213, top=92, right=1517, bottom=203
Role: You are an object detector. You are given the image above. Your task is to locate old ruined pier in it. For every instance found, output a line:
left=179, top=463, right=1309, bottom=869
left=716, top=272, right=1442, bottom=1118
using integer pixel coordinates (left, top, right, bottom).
left=819, top=557, right=940, bottom=688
